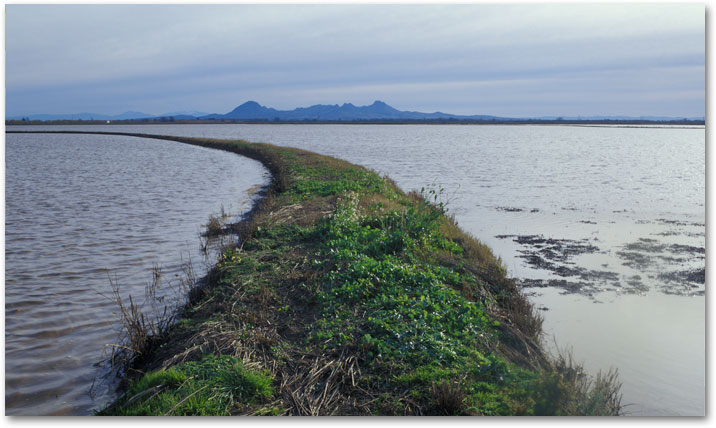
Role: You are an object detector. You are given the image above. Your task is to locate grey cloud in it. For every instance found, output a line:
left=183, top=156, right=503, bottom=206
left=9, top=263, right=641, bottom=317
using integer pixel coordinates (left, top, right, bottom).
left=5, top=4, right=704, bottom=117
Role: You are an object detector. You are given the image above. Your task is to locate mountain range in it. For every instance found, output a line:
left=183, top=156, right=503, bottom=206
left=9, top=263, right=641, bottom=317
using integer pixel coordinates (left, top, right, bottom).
left=7, top=101, right=704, bottom=122
left=198, top=100, right=507, bottom=121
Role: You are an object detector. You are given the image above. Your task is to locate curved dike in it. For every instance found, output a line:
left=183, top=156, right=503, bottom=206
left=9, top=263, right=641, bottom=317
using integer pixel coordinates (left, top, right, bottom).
left=6, top=131, right=621, bottom=416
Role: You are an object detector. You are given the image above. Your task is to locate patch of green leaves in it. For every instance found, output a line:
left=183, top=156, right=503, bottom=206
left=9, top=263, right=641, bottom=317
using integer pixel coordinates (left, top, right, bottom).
left=289, top=165, right=391, bottom=200
left=245, top=224, right=308, bottom=251
left=99, top=354, right=274, bottom=416
left=308, top=194, right=497, bottom=366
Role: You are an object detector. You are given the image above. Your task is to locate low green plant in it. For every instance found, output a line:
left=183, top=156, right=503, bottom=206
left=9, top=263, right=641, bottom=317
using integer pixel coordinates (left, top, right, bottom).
left=99, top=354, right=274, bottom=416
left=288, top=163, right=393, bottom=201
left=308, top=194, right=498, bottom=367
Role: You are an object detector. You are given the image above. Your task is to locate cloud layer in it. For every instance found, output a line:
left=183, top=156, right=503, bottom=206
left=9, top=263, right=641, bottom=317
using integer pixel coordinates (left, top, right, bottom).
left=5, top=4, right=705, bottom=117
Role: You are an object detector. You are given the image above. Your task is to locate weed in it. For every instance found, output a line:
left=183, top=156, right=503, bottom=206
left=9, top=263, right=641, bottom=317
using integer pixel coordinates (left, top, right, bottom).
left=99, top=354, right=274, bottom=415
left=203, top=214, right=224, bottom=237
left=431, top=378, right=467, bottom=415
left=107, top=274, right=175, bottom=369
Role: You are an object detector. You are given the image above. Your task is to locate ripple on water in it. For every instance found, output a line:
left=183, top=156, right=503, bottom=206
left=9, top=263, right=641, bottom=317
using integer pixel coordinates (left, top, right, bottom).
left=4, top=133, right=268, bottom=415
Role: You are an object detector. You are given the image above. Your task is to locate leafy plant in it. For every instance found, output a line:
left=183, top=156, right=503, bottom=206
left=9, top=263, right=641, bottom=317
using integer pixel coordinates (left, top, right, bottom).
left=99, top=354, right=274, bottom=416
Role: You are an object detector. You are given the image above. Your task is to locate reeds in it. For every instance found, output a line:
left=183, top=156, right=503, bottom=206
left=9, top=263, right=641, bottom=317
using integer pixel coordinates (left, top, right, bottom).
left=203, top=214, right=224, bottom=237
left=203, top=205, right=231, bottom=238
left=108, top=274, right=174, bottom=369
left=106, top=255, right=201, bottom=371
left=544, top=346, right=623, bottom=416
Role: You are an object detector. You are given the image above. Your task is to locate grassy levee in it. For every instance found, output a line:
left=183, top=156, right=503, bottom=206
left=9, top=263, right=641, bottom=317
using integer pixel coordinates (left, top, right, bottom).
left=8, top=131, right=622, bottom=416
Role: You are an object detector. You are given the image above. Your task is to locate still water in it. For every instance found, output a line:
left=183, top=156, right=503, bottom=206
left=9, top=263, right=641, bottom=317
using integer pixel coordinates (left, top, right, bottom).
left=5, top=124, right=705, bottom=415
left=4, top=133, right=269, bottom=415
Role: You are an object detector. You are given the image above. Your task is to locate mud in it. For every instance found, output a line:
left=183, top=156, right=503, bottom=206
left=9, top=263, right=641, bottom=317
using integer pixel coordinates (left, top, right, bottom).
left=519, top=278, right=597, bottom=294
left=616, top=239, right=705, bottom=271
left=658, top=268, right=705, bottom=285
left=623, top=238, right=665, bottom=253
left=498, top=234, right=626, bottom=297
left=624, top=275, right=650, bottom=293
left=500, top=232, right=705, bottom=299
left=518, top=273, right=647, bottom=297
left=494, top=207, right=542, bottom=213
left=496, top=234, right=600, bottom=264
left=669, top=244, right=705, bottom=256
left=654, top=230, right=706, bottom=238
left=655, top=218, right=704, bottom=227
left=495, top=206, right=524, bottom=212
left=616, top=250, right=655, bottom=270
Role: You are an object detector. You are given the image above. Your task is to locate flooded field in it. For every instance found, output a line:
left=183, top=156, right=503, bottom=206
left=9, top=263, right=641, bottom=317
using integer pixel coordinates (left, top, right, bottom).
left=6, top=124, right=705, bottom=415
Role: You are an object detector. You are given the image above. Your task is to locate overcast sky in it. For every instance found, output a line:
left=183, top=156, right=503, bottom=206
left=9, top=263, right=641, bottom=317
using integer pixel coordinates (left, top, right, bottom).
left=4, top=4, right=705, bottom=117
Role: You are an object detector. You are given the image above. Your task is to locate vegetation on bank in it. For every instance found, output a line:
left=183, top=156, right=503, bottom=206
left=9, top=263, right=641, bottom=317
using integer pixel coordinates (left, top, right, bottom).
left=18, top=131, right=619, bottom=415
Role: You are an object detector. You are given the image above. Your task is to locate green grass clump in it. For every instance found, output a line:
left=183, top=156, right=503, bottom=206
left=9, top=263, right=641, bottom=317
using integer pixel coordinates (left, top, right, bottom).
left=99, top=354, right=274, bottom=416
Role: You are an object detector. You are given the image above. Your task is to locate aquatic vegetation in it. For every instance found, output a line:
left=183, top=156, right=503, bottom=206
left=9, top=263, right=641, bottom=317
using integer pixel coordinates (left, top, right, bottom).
left=202, top=213, right=225, bottom=237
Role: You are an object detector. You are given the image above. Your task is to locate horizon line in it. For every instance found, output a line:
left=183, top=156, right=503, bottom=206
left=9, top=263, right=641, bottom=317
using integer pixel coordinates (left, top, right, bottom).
left=6, top=99, right=705, bottom=121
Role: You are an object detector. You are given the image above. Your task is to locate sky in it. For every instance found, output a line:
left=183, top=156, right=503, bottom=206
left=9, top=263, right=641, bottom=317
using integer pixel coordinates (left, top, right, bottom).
left=4, top=3, right=706, bottom=118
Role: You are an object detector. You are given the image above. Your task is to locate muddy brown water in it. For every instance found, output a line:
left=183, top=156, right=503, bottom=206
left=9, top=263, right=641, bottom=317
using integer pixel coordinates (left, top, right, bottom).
left=4, top=133, right=269, bottom=415
left=5, top=124, right=705, bottom=415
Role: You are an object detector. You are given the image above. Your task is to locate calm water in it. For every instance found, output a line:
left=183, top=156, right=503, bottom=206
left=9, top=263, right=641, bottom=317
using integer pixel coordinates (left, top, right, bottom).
left=4, top=133, right=269, bottom=415
left=5, top=124, right=705, bottom=415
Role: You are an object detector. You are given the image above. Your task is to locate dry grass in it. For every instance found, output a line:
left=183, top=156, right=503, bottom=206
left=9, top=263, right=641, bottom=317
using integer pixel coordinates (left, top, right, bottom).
left=203, top=214, right=224, bottom=237
left=278, top=352, right=362, bottom=415
left=549, top=348, right=623, bottom=416
left=106, top=254, right=203, bottom=373
left=107, top=275, right=175, bottom=369
left=431, top=378, right=467, bottom=415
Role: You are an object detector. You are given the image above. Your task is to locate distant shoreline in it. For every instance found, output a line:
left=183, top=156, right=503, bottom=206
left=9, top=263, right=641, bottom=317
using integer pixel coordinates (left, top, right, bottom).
left=5, top=119, right=705, bottom=127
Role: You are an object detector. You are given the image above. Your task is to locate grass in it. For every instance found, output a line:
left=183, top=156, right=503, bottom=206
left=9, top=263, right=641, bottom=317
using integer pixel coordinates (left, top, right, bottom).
left=99, top=354, right=276, bottom=415
left=19, top=131, right=621, bottom=416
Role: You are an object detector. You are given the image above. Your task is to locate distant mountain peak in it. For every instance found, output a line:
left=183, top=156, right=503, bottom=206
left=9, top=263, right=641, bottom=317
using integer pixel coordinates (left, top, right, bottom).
left=10, top=101, right=703, bottom=123
left=226, top=101, right=272, bottom=116
left=207, top=100, right=499, bottom=121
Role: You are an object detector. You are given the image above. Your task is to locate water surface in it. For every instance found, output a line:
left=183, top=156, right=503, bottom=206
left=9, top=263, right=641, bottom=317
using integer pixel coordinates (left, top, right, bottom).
left=5, top=133, right=268, bottom=415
